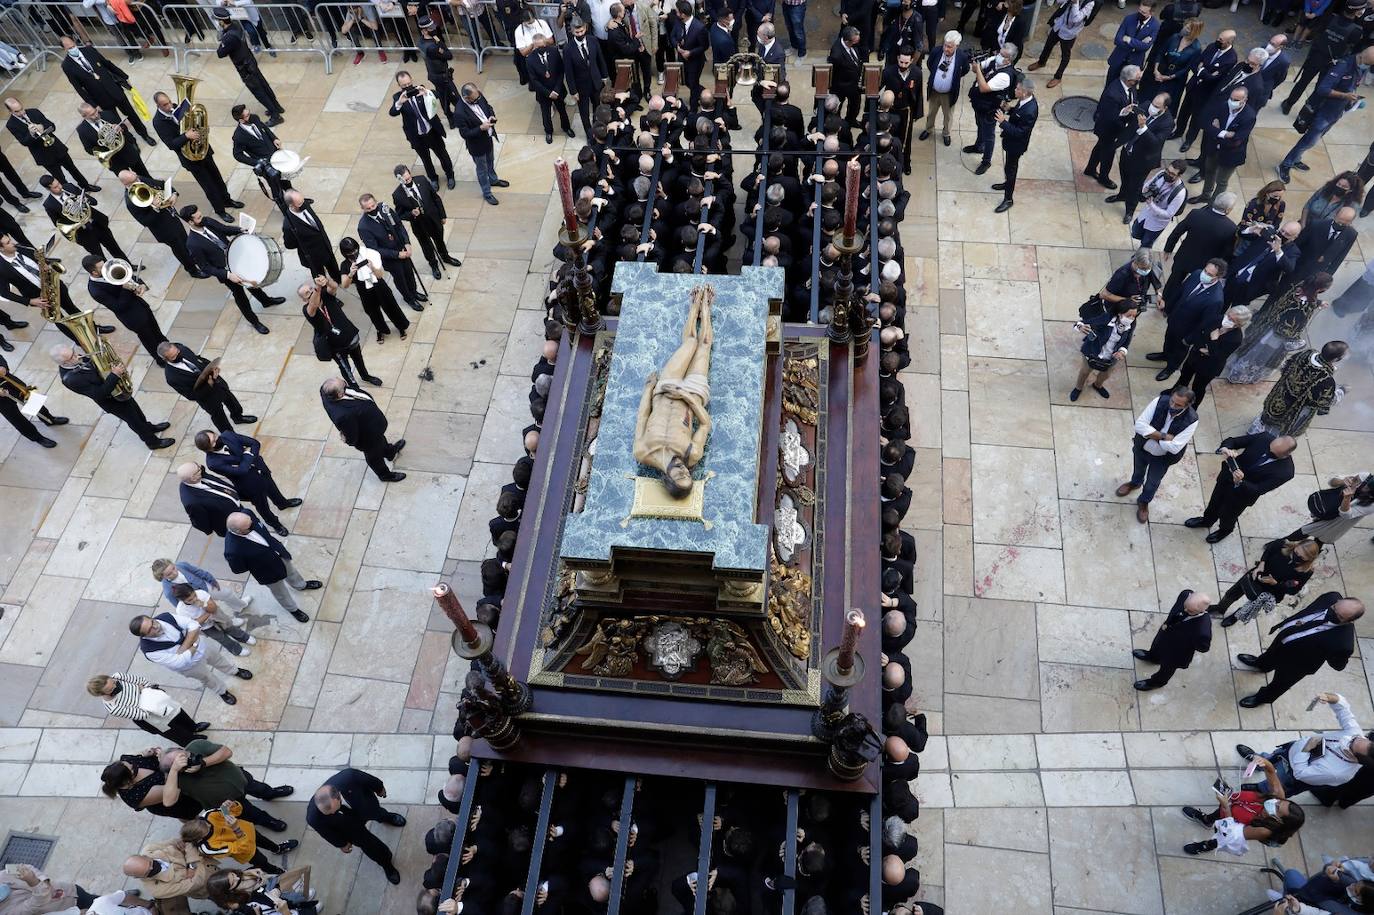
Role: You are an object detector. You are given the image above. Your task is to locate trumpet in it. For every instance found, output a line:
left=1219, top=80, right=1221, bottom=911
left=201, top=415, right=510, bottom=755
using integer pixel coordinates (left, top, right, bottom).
left=0, top=370, right=36, bottom=404
left=27, top=120, right=55, bottom=147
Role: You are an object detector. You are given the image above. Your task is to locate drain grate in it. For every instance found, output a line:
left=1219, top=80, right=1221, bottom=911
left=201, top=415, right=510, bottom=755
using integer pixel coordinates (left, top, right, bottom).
left=1053, top=95, right=1100, bottom=131
left=0, top=833, right=56, bottom=871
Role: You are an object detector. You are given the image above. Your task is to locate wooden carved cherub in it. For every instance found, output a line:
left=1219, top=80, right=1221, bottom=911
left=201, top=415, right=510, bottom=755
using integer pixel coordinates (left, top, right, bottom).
left=632, top=284, right=715, bottom=498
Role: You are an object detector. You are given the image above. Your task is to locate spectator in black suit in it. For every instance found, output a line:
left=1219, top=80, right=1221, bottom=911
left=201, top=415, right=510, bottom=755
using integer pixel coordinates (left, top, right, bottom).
left=1175, top=303, right=1249, bottom=406
left=563, top=20, right=608, bottom=136
left=300, top=274, right=383, bottom=389
left=282, top=190, right=341, bottom=283
left=178, top=462, right=248, bottom=536
left=4, top=99, right=98, bottom=191
left=882, top=47, right=923, bottom=175
left=58, top=37, right=155, bottom=145
left=229, top=105, right=291, bottom=208
left=223, top=512, right=320, bottom=624
left=157, top=341, right=258, bottom=433
left=1237, top=593, right=1364, bottom=707
left=197, top=429, right=302, bottom=538
left=182, top=204, right=286, bottom=335
left=74, top=104, right=150, bottom=180
left=1172, top=28, right=1236, bottom=150
left=1186, top=432, right=1297, bottom=542
left=841, top=0, right=877, bottom=57
left=390, top=72, right=456, bottom=190
left=116, top=170, right=198, bottom=276
left=455, top=83, right=508, bottom=205
left=1224, top=221, right=1300, bottom=307
left=392, top=166, right=461, bottom=280
left=1181, top=47, right=1265, bottom=155
left=920, top=31, right=971, bottom=146
left=1188, top=85, right=1256, bottom=206
left=674, top=1, right=709, bottom=107
left=41, top=176, right=126, bottom=263
left=307, top=768, right=407, bottom=885
left=1108, top=92, right=1174, bottom=222
left=1252, top=33, right=1289, bottom=108
left=709, top=10, right=737, bottom=69
left=991, top=77, right=1037, bottom=213
left=1133, top=589, right=1212, bottom=690
left=1286, top=208, right=1358, bottom=290
left=320, top=376, right=407, bottom=482
left=51, top=342, right=173, bottom=449
left=1160, top=191, right=1237, bottom=301
left=82, top=255, right=168, bottom=363
left=1150, top=257, right=1227, bottom=379
left=213, top=7, right=285, bottom=123
left=151, top=92, right=241, bottom=222
left=1084, top=65, right=1141, bottom=190
left=358, top=194, right=424, bottom=311
left=528, top=39, right=576, bottom=144
left=829, top=27, right=865, bottom=126
left=606, top=2, right=653, bottom=93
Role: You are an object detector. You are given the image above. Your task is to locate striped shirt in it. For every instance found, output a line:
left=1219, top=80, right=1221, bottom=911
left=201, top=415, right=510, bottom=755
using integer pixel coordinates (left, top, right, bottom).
left=102, top=673, right=153, bottom=721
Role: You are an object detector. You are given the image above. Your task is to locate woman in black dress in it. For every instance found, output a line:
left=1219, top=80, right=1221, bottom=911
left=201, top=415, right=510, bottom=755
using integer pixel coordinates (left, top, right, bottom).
left=298, top=275, right=382, bottom=388
left=1217, top=536, right=1322, bottom=626
left=100, top=750, right=203, bottom=819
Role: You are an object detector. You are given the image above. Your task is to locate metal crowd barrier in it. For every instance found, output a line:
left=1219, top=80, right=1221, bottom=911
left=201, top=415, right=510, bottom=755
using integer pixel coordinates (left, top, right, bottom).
left=161, top=2, right=329, bottom=71
left=13, top=0, right=173, bottom=59
left=311, top=1, right=477, bottom=70
left=0, top=6, right=59, bottom=95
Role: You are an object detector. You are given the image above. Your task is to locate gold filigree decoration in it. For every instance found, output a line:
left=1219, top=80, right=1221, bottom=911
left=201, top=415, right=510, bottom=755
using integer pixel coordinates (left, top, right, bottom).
left=540, top=567, right=579, bottom=648
left=571, top=615, right=773, bottom=682
left=767, top=545, right=812, bottom=659
left=781, top=355, right=819, bottom=426
left=705, top=619, right=768, bottom=685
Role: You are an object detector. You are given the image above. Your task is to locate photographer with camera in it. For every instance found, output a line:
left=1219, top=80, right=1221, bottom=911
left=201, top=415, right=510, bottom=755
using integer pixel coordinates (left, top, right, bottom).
left=230, top=104, right=291, bottom=209
left=1068, top=250, right=1154, bottom=401
left=1129, top=157, right=1186, bottom=247
left=1277, top=46, right=1374, bottom=184
left=390, top=71, right=457, bottom=191
left=158, top=738, right=296, bottom=832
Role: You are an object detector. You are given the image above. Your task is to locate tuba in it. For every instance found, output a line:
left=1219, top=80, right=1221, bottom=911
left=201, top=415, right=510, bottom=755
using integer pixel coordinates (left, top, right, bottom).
left=63, top=309, right=134, bottom=401
left=57, top=191, right=92, bottom=242
left=172, top=73, right=210, bottom=162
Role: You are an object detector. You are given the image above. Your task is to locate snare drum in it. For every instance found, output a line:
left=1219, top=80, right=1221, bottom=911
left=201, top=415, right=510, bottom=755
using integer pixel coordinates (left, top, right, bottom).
left=227, top=233, right=285, bottom=288
left=269, top=149, right=307, bottom=181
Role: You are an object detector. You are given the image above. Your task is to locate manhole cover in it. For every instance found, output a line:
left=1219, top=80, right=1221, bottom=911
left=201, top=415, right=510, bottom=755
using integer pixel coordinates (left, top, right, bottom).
left=0, top=833, right=56, bottom=870
left=1054, top=95, right=1099, bottom=131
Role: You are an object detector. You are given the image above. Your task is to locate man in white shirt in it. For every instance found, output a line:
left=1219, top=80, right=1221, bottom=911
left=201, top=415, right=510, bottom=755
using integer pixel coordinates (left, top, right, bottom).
left=1118, top=386, right=1198, bottom=522
left=86, top=889, right=154, bottom=915
left=129, top=611, right=251, bottom=704
left=1235, top=692, right=1373, bottom=797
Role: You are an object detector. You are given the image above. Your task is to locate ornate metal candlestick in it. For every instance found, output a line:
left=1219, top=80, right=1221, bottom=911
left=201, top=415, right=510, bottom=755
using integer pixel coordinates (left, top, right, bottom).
left=811, top=608, right=866, bottom=741
left=435, top=582, right=532, bottom=715
left=554, top=158, right=604, bottom=336
left=828, top=160, right=864, bottom=345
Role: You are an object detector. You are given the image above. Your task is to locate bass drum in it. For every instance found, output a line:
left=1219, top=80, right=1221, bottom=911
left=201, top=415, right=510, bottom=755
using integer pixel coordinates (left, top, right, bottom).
left=227, top=233, right=284, bottom=288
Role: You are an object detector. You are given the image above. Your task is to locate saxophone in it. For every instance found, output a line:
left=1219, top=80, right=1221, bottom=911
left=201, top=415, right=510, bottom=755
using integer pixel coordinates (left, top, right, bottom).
left=171, top=74, right=210, bottom=162
left=57, top=191, right=93, bottom=242
left=31, top=241, right=65, bottom=323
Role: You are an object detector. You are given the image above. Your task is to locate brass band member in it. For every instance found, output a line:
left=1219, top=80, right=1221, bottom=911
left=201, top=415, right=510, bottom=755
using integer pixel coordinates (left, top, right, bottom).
left=152, top=91, right=243, bottom=222
left=3, top=98, right=100, bottom=193
left=156, top=340, right=258, bottom=434
left=0, top=353, right=68, bottom=448
left=41, top=174, right=129, bottom=263
left=117, top=170, right=199, bottom=277
left=0, top=233, right=112, bottom=346
left=50, top=342, right=175, bottom=450
left=181, top=204, right=286, bottom=336
left=212, top=6, right=285, bottom=125
left=58, top=36, right=157, bottom=146
left=83, top=255, right=171, bottom=365
left=75, top=103, right=151, bottom=178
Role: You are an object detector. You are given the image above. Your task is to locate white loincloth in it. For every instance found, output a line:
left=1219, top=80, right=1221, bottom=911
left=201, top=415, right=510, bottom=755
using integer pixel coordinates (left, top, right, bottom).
left=654, top=372, right=711, bottom=406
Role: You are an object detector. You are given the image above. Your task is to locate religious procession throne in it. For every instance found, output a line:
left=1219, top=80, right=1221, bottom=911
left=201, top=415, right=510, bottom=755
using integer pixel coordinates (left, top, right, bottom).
left=479, top=258, right=883, bottom=793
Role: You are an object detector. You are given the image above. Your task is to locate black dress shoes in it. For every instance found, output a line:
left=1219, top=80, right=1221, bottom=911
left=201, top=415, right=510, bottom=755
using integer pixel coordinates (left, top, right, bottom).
left=1235, top=653, right=1261, bottom=669
left=3, top=319, right=29, bottom=329
left=0, top=337, right=11, bottom=352
left=194, top=721, right=211, bottom=732
left=1238, top=695, right=1263, bottom=708
left=290, top=609, right=311, bottom=623
left=215, top=212, right=234, bottom=223
left=303, top=580, right=323, bottom=590
left=1097, top=177, right=1118, bottom=190
left=383, top=811, right=407, bottom=827
left=991, top=182, right=1006, bottom=190
left=919, top=129, right=931, bottom=141
left=153, top=421, right=171, bottom=432
left=150, top=437, right=176, bottom=450
left=271, top=785, right=295, bottom=798
left=384, top=867, right=401, bottom=886
left=21, top=189, right=40, bottom=199
left=97, top=324, right=116, bottom=334
left=1104, top=194, right=1123, bottom=203
left=36, top=436, right=56, bottom=448
left=253, top=322, right=270, bottom=335
left=564, top=126, right=576, bottom=138
left=1131, top=648, right=1151, bottom=660
left=235, top=668, right=253, bottom=679
left=1204, top=528, right=1232, bottom=543
left=974, top=161, right=990, bottom=175
left=1144, top=352, right=1166, bottom=362
left=1154, top=367, right=1173, bottom=381
left=280, top=497, right=304, bottom=508
left=228, top=199, right=246, bottom=208
left=385, top=472, right=407, bottom=482
left=447, top=177, right=457, bottom=190
left=220, top=691, right=237, bottom=704
left=1134, top=679, right=1160, bottom=691
left=1235, top=743, right=1256, bottom=760
left=263, top=296, right=286, bottom=306
left=13, top=203, right=27, bottom=214
left=443, top=255, right=463, bottom=266
left=491, top=179, right=510, bottom=188
left=1183, top=517, right=1208, bottom=528
left=962, top=143, right=979, bottom=154
left=994, top=199, right=1013, bottom=213
left=232, top=414, right=259, bottom=424
left=431, top=266, right=441, bottom=280
left=545, top=132, right=554, bottom=144
left=362, top=374, right=384, bottom=387
left=272, top=524, right=290, bottom=538
left=40, top=414, right=68, bottom=426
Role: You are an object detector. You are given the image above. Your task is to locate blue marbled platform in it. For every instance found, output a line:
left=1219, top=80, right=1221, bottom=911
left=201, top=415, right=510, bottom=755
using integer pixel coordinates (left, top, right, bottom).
left=560, top=262, right=785, bottom=574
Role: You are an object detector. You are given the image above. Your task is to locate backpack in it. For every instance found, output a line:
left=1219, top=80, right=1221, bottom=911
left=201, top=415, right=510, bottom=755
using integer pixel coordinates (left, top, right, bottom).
left=1307, top=486, right=1345, bottom=522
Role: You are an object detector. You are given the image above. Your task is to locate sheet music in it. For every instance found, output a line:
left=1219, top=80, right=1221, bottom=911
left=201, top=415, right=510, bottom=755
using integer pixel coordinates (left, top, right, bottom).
left=20, top=391, right=45, bottom=418
left=239, top=212, right=258, bottom=234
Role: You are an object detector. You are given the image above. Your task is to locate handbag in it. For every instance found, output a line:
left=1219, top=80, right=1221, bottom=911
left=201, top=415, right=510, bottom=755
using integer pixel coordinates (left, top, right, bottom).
left=137, top=685, right=183, bottom=728
left=1231, top=590, right=1276, bottom=624
left=1307, top=486, right=1344, bottom=521
left=1078, top=294, right=1107, bottom=321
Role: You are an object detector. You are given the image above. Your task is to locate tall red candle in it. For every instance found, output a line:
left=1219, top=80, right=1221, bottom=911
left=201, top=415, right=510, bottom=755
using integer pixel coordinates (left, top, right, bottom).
left=554, top=157, right=578, bottom=234
left=843, top=159, right=861, bottom=242
left=433, top=583, right=480, bottom=647
left=836, top=608, right=865, bottom=673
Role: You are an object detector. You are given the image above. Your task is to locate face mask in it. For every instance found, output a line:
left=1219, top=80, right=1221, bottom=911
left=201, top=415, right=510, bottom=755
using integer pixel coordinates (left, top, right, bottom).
left=1265, top=43, right=1278, bottom=56
left=1227, top=99, right=1243, bottom=112
left=1116, top=316, right=1134, bottom=328
left=1135, top=266, right=1151, bottom=276
left=1221, top=316, right=1236, bottom=329
left=1199, top=273, right=1216, bottom=285
left=1148, top=103, right=1161, bottom=115
left=146, top=861, right=164, bottom=877
left=110, top=682, right=122, bottom=695
left=1262, top=798, right=1280, bottom=817
left=0, top=886, right=11, bottom=903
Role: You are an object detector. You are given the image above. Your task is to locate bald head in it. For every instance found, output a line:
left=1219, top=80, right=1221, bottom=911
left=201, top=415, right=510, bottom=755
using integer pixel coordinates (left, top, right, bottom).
left=1269, top=435, right=1298, bottom=458
left=589, top=876, right=611, bottom=903
left=883, top=610, right=906, bottom=637
left=885, top=735, right=910, bottom=762
left=882, top=661, right=905, bottom=689
left=122, top=855, right=155, bottom=878
left=1183, top=592, right=1212, bottom=615
left=321, top=377, right=347, bottom=400
left=176, top=462, right=203, bottom=483
left=442, top=773, right=465, bottom=802
left=1335, top=206, right=1357, bottom=226
left=226, top=512, right=253, bottom=535
left=313, top=784, right=342, bottom=814
left=1334, top=598, right=1366, bottom=623
left=882, top=855, right=905, bottom=885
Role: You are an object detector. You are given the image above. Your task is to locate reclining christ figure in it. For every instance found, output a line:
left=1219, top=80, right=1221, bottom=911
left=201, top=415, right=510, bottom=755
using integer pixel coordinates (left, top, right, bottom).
left=632, top=284, right=715, bottom=499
